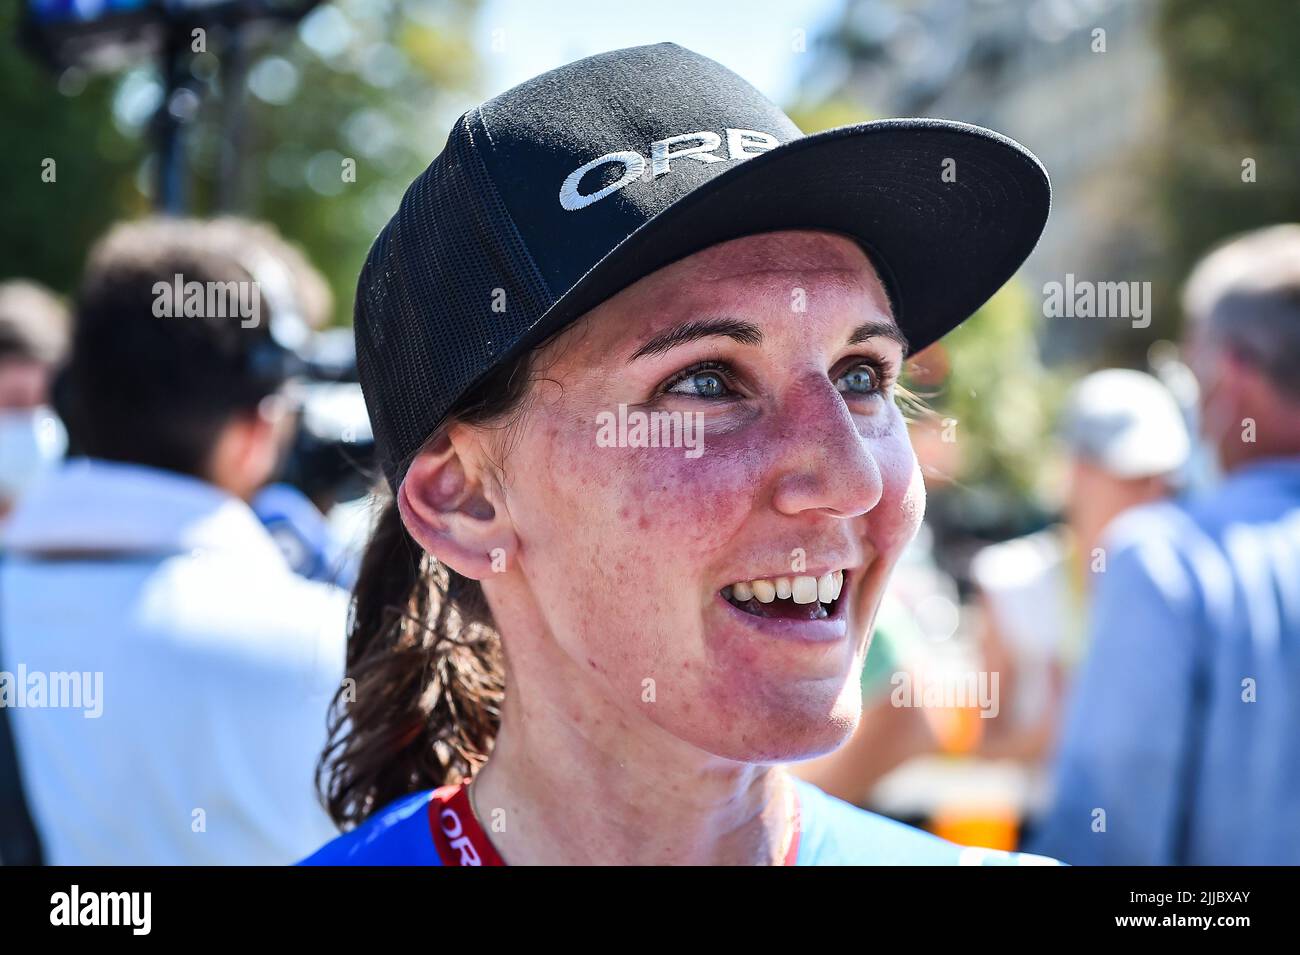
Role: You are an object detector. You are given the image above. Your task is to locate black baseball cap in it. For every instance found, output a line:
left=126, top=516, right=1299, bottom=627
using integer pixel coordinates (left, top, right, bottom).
left=355, top=41, right=1051, bottom=489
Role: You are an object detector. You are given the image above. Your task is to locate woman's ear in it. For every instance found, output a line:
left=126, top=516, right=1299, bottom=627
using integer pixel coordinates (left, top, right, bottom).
left=396, top=429, right=518, bottom=581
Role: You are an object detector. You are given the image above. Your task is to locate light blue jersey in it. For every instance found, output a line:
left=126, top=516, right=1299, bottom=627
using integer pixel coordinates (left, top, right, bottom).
left=301, top=775, right=1061, bottom=866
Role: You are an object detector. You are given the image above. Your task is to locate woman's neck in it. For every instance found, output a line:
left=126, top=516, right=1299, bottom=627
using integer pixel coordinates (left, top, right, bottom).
left=467, top=671, right=795, bottom=866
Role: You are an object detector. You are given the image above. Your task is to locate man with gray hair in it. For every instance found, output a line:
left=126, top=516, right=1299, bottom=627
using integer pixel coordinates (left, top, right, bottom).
left=1028, top=225, right=1300, bottom=864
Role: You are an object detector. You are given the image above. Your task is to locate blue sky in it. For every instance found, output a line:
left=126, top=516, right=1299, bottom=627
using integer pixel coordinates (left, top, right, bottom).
left=472, top=0, right=846, bottom=105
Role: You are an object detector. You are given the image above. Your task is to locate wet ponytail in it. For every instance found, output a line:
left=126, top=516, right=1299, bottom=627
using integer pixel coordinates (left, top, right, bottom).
left=318, top=350, right=536, bottom=829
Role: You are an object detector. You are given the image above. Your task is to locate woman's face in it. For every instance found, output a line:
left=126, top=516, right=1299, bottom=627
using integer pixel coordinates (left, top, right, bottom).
left=483, top=229, right=925, bottom=763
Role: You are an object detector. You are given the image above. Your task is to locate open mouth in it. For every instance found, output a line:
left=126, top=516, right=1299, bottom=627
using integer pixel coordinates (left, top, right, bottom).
left=721, top=570, right=846, bottom=621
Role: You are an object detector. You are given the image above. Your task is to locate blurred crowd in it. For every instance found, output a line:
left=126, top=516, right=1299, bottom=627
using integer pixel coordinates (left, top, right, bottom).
left=0, top=217, right=372, bottom=864
left=1, top=215, right=1298, bottom=865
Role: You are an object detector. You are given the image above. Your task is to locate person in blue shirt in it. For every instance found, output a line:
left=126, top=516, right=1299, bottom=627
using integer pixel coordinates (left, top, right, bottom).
left=1028, top=224, right=1300, bottom=865
left=306, top=44, right=1059, bottom=866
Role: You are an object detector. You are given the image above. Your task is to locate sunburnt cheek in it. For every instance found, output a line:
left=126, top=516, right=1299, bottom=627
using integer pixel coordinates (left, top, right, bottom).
left=861, top=437, right=924, bottom=556
left=524, top=412, right=762, bottom=552
left=611, top=442, right=764, bottom=548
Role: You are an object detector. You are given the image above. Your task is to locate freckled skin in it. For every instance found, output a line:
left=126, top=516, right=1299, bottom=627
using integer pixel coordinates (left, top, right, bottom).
left=483, top=230, right=925, bottom=765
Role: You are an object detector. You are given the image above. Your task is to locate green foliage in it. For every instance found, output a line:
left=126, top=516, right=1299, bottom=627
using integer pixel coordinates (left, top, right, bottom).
left=1155, top=0, right=1300, bottom=286
left=0, top=0, right=483, bottom=323
left=921, top=284, right=1071, bottom=516
left=0, top=4, right=144, bottom=297
left=785, top=96, right=877, bottom=133
left=188, top=0, right=483, bottom=324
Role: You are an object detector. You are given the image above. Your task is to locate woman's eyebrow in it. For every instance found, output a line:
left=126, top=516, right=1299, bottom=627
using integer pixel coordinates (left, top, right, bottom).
left=848, top=319, right=909, bottom=352
left=629, top=318, right=763, bottom=360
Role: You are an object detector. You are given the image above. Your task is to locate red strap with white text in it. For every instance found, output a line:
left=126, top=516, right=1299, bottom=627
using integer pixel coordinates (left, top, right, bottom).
left=427, top=780, right=800, bottom=865
left=428, top=782, right=507, bottom=866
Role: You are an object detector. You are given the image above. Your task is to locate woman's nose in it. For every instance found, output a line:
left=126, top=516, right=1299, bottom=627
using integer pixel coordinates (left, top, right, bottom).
left=768, top=377, right=885, bottom=520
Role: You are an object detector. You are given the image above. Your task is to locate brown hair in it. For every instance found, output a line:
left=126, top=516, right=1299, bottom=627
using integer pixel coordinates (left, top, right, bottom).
left=317, top=351, right=537, bottom=829
left=61, top=218, right=298, bottom=478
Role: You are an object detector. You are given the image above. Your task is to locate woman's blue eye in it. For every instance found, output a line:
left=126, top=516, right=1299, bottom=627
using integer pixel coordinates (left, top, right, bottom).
left=668, top=370, right=728, bottom=398
left=836, top=364, right=879, bottom=395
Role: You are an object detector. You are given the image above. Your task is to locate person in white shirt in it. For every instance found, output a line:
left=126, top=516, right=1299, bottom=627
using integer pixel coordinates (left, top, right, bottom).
left=970, top=367, right=1193, bottom=758
left=0, top=280, right=70, bottom=527
left=0, top=218, right=347, bottom=865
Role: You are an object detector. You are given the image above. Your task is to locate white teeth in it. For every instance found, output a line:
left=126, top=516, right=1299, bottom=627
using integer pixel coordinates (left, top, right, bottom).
left=725, top=570, right=846, bottom=606
left=791, top=576, right=819, bottom=604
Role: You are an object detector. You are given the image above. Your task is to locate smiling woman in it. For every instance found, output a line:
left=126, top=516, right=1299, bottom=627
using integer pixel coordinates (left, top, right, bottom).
left=303, top=42, right=1055, bottom=866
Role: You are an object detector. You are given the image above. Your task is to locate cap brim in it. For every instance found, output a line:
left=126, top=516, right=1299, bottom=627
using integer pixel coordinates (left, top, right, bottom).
left=515, top=118, right=1050, bottom=357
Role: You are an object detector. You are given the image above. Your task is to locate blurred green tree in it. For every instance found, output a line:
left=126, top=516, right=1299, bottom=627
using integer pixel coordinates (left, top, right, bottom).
left=1155, top=0, right=1300, bottom=302
left=915, top=283, right=1073, bottom=539
left=0, top=3, right=142, bottom=297
left=1, top=0, right=483, bottom=323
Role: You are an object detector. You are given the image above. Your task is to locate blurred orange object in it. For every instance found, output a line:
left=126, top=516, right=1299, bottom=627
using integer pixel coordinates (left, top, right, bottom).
left=926, top=699, right=985, bottom=756
left=930, top=806, right=1020, bottom=852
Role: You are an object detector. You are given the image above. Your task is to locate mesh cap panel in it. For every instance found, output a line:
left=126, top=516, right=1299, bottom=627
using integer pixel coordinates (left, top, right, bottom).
left=355, top=110, right=555, bottom=487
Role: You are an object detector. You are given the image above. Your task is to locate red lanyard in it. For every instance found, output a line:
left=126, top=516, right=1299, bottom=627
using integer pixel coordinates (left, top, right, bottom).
left=427, top=780, right=801, bottom=866
left=427, top=781, right=506, bottom=866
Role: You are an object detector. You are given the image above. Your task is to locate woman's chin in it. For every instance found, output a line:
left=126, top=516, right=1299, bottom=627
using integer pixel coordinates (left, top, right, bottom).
left=666, top=689, right=862, bottom=765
